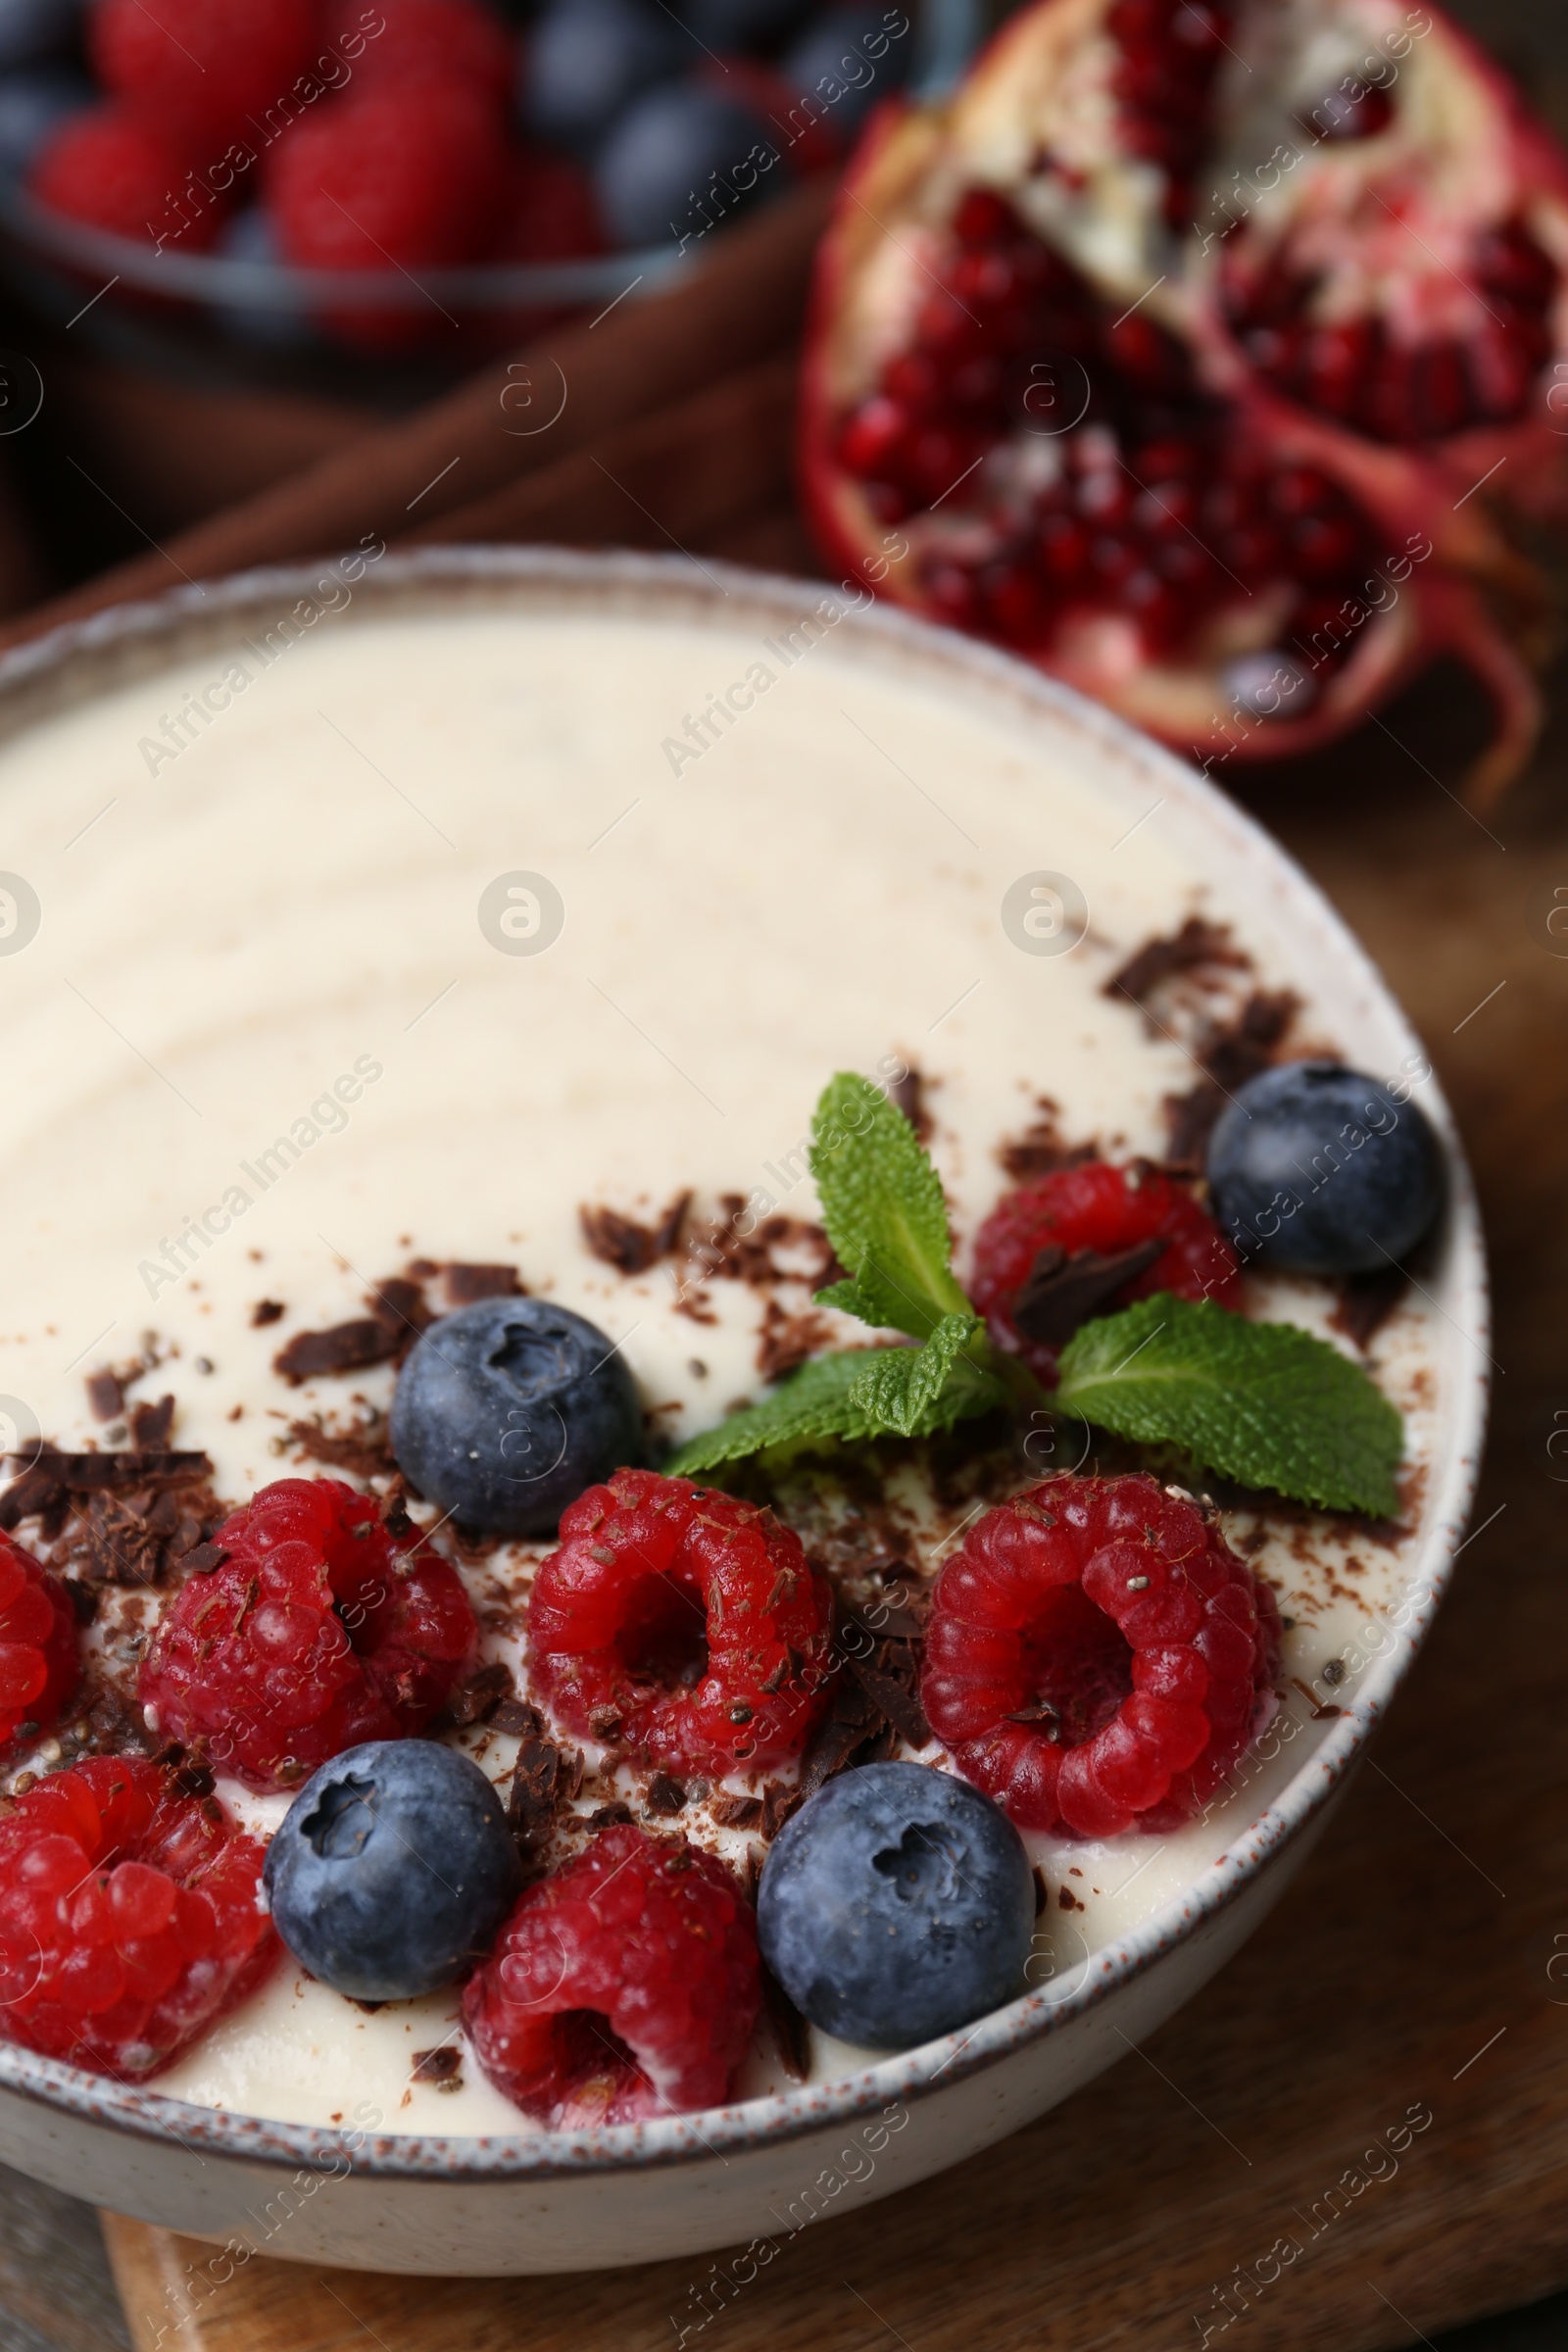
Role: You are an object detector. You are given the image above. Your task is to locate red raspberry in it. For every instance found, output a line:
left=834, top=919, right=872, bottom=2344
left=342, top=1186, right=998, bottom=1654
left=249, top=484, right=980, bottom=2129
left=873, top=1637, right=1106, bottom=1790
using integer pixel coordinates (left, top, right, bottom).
left=463, top=1824, right=760, bottom=2125
left=28, top=108, right=224, bottom=251
left=88, top=0, right=319, bottom=149
left=138, top=1479, right=477, bottom=1791
left=488, top=146, right=605, bottom=265
left=921, top=1475, right=1281, bottom=1838
left=0, top=1535, right=77, bottom=1751
left=326, top=0, right=515, bottom=108
left=0, top=1756, right=277, bottom=2080
left=266, top=82, right=511, bottom=348
left=527, top=1469, right=834, bottom=1776
left=970, top=1162, right=1241, bottom=1380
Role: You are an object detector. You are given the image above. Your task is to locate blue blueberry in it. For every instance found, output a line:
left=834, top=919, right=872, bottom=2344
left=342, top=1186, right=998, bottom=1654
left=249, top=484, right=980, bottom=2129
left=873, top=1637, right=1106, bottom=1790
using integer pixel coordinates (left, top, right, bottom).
left=391, top=1296, right=641, bottom=1536
left=686, top=0, right=800, bottom=46
left=264, top=1740, right=521, bottom=2002
left=781, top=4, right=912, bottom=141
left=757, top=1762, right=1035, bottom=2048
left=521, top=0, right=687, bottom=151
left=1205, top=1060, right=1444, bottom=1277
left=0, top=0, right=78, bottom=75
left=0, top=62, right=89, bottom=176
left=593, top=81, right=779, bottom=250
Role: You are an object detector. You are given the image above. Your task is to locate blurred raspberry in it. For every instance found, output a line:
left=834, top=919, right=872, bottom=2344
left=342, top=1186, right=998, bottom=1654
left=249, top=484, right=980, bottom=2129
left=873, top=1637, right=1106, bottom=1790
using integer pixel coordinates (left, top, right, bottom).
left=138, top=1477, right=478, bottom=1790
left=0, top=1756, right=276, bottom=2079
left=488, top=144, right=605, bottom=264
left=463, top=1824, right=760, bottom=2125
left=0, top=1533, right=77, bottom=1751
left=28, top=106, right=224, bottom=249
left=326, top=0, right=514, bottom=108
left=88, top=0, right=319, bottom=148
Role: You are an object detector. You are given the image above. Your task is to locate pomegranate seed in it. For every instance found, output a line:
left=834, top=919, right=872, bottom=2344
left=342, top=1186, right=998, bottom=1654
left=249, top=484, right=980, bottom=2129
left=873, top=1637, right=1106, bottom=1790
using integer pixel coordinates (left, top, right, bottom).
left=1412, top=342, right=1473, bottom=438
left=1076, top=469, right=1133, bottom=523
left=1290, top=512, right=1363, bottom=582
left=1102, top=312, right=1192, bottom=393
left=837, top=397, right=907, bottom=478
left=1124, top=567, right=1184, bottom=645
left=924, top=562, right=981, bottom=624
left=1311, top=83, right=1394, bottom=141
left=1134, top=480, right=1199, bottom=534
left=1222, top=523, right=1284, bottom=583
left=984, top=561, right=1054, bottom=645
left=1303, top=319, right=1377, bottom=415
left=1090, top=534, right=1142, bottom=587
left=1268, top=466, right=1336, bottom=521
left=1039, top=513, right=1091, bottom=582
left=953, top=186, right=1017, bottom=247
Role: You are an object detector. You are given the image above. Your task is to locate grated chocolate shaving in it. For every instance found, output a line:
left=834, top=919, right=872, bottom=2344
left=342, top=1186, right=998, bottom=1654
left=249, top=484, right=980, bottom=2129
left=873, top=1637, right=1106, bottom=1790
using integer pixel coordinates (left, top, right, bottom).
left=845, top=1654, right=931, bottom=1750
left=441, top=1660, right=514, bottom=1728
left=286, top=1408, right=396, bottom=1481
left=1011, top=1238, right=1167, bottom=1349
left=506, top=1707, right=583, bottom=1862
left=998, top=1098, right=1100, bottom=1181
left=1161, top=992, right=1301, bottom=1168
left=646, top=1772, right=687, bottom=1815
left=888, top=1063, right=933, bottom=1142
left=273, top=1319, right=398, bottom=1385
left=1106, top=916, right=1249, bottom=1007
left=709, top=1792, right=763, bottom=1830
left=443, top=1262, right=524, bottom=1304
left=411, top=2046, right=462, bottom=2084
left=129, top=1395, right=175, bottom=1451
left=250, top=1299, right=285, bottom=1328
left=760, top=1965, right=810, bottom=2082
left=85, top=1371, right=123, bottom=1424
left=579, top=1195, right=691, bottom=1277
left=1331, top=1264, right=1410, bottom=1351
left=756, top=1299, right=836, bottom=1383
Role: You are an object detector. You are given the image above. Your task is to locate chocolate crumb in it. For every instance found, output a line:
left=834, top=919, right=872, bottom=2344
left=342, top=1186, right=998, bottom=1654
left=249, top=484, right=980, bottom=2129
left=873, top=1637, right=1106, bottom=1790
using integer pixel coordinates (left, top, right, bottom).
left=1057, top=1884, right=1085, bottom=1912
left=411, top=2046, right=462, bottom=2084
left=1032, top=1865, right=1049, bottom=1917
left=182, top=1543, right=229, bottom=1577
left=589, top=1802, right=634, bottom=1827
left=1322, top=1657, right=1346, bottom=1686
left=646, top=1772, right=687, bottom=1815
left=888, top=1063, right=933, bottom=1142
left=85, top=1371, right=123, bottom=1423
left=1106, top=916, right=1248, bottom=1007
left=443, top=1661, right=514, bottom=1728
left=709, top=1793, right=763, bottom=1830
left=998, top=1098, right=1100, bottom=1181
left=287, top=1408, right=395, bottom=1481
left=1011, top=1238, right=1167, bottom=1349
left=443, top=1263, right=524, bottom=1305
left=129, top=1395, right=175, bottom=1451
left=760, top=1964, right=810, bottom=2082
left=67, top=1581, right=100, bottom=1625
left=251, top=1300, right=286, bottom=1328
left=845, top=1656, right=931, bottom=1750
left=1331, top=1264, right=1409, bottom=1351
left=491, top=1698, right=540, bottom=1737
left=756, top=1298, right=836, bottom=1383
left=273, top=1320, right=399, bottom=1385
left=579, top=1194, right=691, bottom=1277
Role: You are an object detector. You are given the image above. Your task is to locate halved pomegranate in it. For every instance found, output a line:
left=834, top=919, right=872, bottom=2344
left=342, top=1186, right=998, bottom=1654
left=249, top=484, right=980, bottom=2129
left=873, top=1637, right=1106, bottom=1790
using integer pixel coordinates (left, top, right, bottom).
left=800, top=0, right=1566, bottom=803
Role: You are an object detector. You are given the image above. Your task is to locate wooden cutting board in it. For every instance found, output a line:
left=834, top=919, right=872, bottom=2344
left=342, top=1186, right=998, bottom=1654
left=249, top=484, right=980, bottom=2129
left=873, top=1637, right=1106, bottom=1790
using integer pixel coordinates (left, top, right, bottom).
left=91, top=472, right=1568, bottom=2352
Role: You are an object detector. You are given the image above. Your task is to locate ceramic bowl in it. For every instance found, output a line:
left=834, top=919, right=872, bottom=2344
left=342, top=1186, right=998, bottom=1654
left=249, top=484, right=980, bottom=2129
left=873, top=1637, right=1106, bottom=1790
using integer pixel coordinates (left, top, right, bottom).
left=0, top=549, right=1487, bottom=2274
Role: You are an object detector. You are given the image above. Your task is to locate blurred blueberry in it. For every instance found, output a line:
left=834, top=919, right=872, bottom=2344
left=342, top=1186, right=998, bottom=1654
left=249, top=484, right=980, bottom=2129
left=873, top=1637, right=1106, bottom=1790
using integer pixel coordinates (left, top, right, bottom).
left=687, top=0, right=800, bottom=47
left=1206, top=1060, right=1445, bottom=1276
left=0, top=0, right=77, bottom=74
left=595, top=80, right=779, bottom=249
left=0, top=62, right=88, bottom=178
left=208, top=205, right=316, bottom=350
left=521, top=0, right=687, bottom=151
left=782, top=3, right=911, bottom=139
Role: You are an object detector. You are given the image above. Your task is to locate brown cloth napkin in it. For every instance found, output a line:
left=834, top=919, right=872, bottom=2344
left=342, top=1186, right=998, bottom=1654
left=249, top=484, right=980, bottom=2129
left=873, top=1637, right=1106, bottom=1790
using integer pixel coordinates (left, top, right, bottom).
left=0, top=179, right=834, bottom=656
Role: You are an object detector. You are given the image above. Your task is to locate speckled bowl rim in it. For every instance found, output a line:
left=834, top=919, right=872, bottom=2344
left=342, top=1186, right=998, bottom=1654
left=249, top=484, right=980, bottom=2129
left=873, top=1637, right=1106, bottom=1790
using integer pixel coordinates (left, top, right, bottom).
left=0, top=546, right=1489, bottom=2180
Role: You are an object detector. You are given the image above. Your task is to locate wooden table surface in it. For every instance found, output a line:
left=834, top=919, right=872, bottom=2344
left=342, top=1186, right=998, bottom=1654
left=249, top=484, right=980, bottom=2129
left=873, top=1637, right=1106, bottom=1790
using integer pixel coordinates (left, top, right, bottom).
left=3, top=3, right=1568, bottom=2347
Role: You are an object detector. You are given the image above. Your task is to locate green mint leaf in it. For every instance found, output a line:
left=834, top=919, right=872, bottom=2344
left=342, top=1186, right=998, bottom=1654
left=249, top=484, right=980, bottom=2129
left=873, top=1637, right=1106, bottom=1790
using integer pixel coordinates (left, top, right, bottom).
left=665, top=1353, right=873, bottom=1475
left=808, top=1071, right=971, bottom=1340
left=813, top=1277, right=890, bottom=1326
left=1054, top=1295, right=1403, bottom=1517
left=664, top=1335, right=1004, bottom=1477
left=845, top=1312, right=987, bottom=1438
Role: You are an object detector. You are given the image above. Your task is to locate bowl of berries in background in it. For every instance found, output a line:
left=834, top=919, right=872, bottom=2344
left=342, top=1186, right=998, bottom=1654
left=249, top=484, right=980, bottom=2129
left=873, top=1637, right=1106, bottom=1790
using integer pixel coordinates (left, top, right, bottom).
left=0, top=0, right=975, bottom=396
